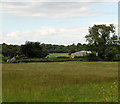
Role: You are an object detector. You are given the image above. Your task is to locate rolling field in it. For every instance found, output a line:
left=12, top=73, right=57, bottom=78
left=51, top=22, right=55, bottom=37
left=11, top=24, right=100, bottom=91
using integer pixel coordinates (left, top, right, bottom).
left=2, top=62, right=118, bottom=102
left=46, top=53, right=69, bottom=58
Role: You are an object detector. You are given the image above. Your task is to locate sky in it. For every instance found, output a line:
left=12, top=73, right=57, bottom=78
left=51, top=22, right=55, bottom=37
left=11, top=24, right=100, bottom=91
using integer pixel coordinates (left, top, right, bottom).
left=0, top=1, right=118, bottom=45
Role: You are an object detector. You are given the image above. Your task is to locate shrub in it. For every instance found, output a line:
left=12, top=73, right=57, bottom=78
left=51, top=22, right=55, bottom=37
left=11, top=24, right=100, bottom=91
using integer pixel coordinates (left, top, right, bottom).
left=74, top=56, right=85, bottom=58
left=9, top=58, right=84, bottom=63
left=105, top=47, right=118, bottom=61
left=2, top=57, right=10, bottom=62
left=112, top=54, right=120, bottom=61
left=57, top=56, right=69, bottom=58
left=116, top=54, right=120, bottom=58
left=85, top=52, right=100, bottom=61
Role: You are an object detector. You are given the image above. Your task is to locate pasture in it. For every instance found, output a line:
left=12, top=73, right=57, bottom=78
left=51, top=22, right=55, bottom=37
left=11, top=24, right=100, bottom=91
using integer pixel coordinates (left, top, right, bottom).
left=2, top=62, right=118, bottom=102
left=46, top=53, right=69, bottom=58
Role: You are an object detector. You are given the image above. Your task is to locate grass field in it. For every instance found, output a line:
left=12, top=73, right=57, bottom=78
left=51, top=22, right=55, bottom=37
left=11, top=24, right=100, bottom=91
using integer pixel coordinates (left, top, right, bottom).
left=2, top=62, right=118, bottom=102
left=46, top=53, right=69, bottom=58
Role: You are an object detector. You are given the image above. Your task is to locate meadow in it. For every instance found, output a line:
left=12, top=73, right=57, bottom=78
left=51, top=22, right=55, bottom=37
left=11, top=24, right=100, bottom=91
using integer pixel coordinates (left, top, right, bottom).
left=46, top=53, right=69, bottom=58
left=2, top=62, right=118, bottom=102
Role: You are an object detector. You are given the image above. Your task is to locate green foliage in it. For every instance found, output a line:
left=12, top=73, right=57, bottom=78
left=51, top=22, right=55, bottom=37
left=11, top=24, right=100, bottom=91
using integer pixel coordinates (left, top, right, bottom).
left=86, top=52, right=96, bottom=61
left=74, top=56, right=85, bottom=58
left=10, top=58, right=84, bottom=63
left=42, top=43, right=87, bottom=54
left=42, top=48, right=49, bottom=58
left=116, top=54, right=120, bottom=58
left=2, top=57, right=9, bottom=63
left=2, top=42, right=89, bottom=59
left=105, top=47, right=118, bottom=61
left=57, top=56, right=69, bottom=58
left=85, top=52, right=101, bottom=61
left=85, top=24, right=118, bottom=59
left=99, top=80, right=118, bottom=102
left=2, top=43, right=20, bottom=57
left=114, top=54, right=120, bottom=61
left=21, top=41, right=48, bottom=58
left=68, top=48, right=77, bottom=55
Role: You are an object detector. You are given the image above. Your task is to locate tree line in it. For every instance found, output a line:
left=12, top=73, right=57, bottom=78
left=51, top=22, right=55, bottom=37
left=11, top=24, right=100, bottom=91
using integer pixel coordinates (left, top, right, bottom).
left=2, top=42, right=88, bottom=58
left=1, top=24, right=120, bottom=61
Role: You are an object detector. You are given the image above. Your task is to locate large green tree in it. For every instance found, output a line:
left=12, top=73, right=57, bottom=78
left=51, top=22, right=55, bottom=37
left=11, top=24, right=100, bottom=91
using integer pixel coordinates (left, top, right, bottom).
left=21, top=41, right=48, bottom=58
left=2, top=43, right=20, bottom=57
left=85, top=24, right=117, bottom=58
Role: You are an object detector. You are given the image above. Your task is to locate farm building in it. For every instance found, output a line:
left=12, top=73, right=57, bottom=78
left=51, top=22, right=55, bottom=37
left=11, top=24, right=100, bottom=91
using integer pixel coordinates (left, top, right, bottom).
left=70, top=51, right=96, bottom=58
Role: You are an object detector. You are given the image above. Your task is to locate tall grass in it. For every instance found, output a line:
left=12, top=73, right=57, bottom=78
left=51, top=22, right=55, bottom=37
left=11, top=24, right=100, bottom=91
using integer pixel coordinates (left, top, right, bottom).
left=2, top=62, right=118, bottom=102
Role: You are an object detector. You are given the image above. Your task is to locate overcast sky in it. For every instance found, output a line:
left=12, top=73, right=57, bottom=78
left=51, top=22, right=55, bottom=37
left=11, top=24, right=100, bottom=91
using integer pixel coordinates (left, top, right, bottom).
left=0, top=1, right=118, bottom=45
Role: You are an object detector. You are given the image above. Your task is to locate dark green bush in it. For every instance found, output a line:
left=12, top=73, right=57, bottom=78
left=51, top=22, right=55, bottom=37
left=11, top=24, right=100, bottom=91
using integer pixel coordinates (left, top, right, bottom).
left=112, top=54, right=120, bottom=61
left=116, top=54, right=120, bottom=58
left=17, top=54, right=28, bottom=59
left=74, top=56, right=85, bottom=58
left=10, top=58, right=84, bottom=63
left=2, top=57, right=9, bottom=62
left=57, top=56, right=69, bottom=58
left=85, top=52, right=101, bottom=61
left=105, top=47, right=118, bottom=61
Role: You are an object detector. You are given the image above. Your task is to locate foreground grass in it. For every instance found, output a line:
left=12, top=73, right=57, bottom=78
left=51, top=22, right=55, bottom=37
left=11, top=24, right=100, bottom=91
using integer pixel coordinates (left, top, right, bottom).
left=2, top=62, right=118, bottom=102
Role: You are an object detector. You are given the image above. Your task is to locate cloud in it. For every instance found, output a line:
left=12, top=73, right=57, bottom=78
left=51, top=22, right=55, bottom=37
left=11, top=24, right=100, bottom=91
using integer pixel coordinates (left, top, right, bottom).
left=0, top=0, right=119, bottom=2
left=2, top=24, right=118, bottom=45
left=1, top=2, right=112, bottom=18
left=91, top=21, right=118, bottom=25
left=2, top=31, right=21, bottom=44
left=2, top=26, right=88, bottom=45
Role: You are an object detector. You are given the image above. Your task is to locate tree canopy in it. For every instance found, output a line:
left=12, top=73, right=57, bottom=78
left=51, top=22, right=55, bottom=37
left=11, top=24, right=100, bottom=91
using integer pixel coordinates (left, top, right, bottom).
left=21, top=41, right=48, bottom=58
left=85, top=24, right=118, bottom=58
